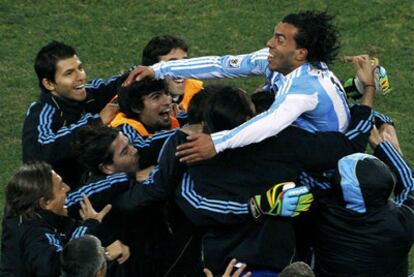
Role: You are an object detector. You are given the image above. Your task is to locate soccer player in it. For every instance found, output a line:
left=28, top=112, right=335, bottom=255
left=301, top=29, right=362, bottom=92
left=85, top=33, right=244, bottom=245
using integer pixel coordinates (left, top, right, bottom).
left=124, top=11, right=350, bottom=163
left=22, top=41, right=132, bottom=187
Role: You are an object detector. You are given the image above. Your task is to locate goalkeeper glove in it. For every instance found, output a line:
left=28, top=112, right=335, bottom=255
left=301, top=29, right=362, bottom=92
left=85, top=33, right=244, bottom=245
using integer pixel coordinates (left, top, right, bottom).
left=249, top=182, right=313, bottom=220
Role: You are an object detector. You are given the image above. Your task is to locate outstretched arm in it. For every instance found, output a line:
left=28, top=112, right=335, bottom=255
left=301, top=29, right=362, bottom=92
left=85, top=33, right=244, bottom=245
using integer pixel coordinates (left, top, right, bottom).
left=123, top=48, right=271, bottom=85
left=372, top=138, right=414, bottom=206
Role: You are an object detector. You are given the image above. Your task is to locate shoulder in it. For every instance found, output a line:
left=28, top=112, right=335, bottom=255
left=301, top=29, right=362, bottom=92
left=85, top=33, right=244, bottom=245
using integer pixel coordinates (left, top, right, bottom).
left=24, top=99, right=56, bottom=118
left=160, top=129, right=187, bottom=151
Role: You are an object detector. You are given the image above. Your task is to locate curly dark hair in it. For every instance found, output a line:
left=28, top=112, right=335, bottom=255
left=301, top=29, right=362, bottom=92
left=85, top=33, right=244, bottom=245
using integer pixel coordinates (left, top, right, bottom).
left=282, top=10, right=340, bottom=65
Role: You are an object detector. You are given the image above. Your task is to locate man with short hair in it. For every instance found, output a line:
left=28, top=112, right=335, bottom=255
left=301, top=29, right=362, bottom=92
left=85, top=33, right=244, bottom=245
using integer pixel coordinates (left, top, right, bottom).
left=22, top=41, right=132, bottom=187
left=60, top=235, right=130, bottom=277
left=125, top=11, right=351, bottom=163
left=142, top=35, right=203, bottom=112
left=61, top=235, right=107, bottom=277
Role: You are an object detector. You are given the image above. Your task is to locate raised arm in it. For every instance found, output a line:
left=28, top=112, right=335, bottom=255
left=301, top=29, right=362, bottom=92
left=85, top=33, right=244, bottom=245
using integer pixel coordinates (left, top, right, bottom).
left=373, top=140, right=414, bottom=206
left=123, top=48, right=271, bottom=85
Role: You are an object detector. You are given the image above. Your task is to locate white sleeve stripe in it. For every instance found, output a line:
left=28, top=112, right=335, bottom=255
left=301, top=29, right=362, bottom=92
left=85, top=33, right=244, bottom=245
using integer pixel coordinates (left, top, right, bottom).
left=180, top=173, right=249, bottom=214
left=37, top=104, right=99, bottom=144
left=380, top=141, right=413, bottom=205
left=170, top=63, right=223, bottom=71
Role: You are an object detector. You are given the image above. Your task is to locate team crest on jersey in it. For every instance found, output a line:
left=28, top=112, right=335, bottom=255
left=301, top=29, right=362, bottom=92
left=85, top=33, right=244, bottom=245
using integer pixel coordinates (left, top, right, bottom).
left=227, top=57, right=241, bottom=68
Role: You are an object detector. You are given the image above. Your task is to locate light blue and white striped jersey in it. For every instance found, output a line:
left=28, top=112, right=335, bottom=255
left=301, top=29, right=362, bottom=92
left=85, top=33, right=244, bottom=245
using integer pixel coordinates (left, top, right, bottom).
left=151, top=48, right=350, bottom=153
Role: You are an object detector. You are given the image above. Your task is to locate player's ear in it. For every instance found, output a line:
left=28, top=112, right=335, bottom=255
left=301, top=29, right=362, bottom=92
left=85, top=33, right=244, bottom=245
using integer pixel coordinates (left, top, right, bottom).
left=99, top=163, right=115, bottom=175
left=295, top=48, right=308, bottom=62
left=42, top=78, right=56, bottom=92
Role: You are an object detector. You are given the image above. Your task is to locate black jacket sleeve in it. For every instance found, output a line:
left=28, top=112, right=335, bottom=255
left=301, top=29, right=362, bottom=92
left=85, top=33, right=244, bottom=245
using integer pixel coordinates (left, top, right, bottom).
left=66, top=172, right=134, bottom=218
left=119, top=124, right=177, bottom=168
left=373, top=141, right=414, bottom=243
left=374, top=141, right=414, bottom=209
left=84, top=72, right=129, bottom=113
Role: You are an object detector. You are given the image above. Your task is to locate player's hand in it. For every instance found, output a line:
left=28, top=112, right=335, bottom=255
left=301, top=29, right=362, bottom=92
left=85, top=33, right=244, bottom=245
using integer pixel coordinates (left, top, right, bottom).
left=104, top=240, right=130, bottom=264
left=122, top=66, right=155, bottom=86
left=100, top=102, right=119, bottom=125
left=176, top=133, right=217, bottom=163
left=79, top=194, right=112, bottom=223
left=203, top=258, right=251, bottom=277
left=343, top=55, right=375, bottom=88
left=249, top=182, right=313, bottom=220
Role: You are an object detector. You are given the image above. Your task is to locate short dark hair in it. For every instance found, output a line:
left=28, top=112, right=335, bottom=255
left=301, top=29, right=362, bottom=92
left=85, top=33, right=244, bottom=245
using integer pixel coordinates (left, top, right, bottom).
left=203, top=85, right=255, bottom=133
left=282, top=10, right=340, bottom=64
left=117, top=80, right=165, bottom=118
left=187, top=89, right=211, bottom=124
left=5, top=162, right=54, bottom=219
left=60, top=235, right=106, bottom=277
left=34, top=41, right=77, bottom=92
left=251, top=90, right=275, bottom=114
left=279, top=261, right=315, bottom=277
left=141, top=35, right=188, bottom=66
left=72, top=126, right=119, bottom=174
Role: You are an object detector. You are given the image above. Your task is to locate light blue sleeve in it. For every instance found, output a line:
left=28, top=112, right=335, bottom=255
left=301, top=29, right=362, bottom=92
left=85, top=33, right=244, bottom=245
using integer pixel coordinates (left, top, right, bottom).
left=151, top=48, right=271, bottom=80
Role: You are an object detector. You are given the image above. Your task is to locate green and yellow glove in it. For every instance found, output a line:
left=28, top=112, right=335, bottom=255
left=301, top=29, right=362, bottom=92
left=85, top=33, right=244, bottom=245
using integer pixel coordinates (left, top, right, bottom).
left=249, top=182, right=314, bottom=220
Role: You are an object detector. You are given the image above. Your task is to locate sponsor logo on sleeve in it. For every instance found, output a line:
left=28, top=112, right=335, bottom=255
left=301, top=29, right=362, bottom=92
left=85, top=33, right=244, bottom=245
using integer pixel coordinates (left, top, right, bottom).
left=227, top=57, right=242, bottom=69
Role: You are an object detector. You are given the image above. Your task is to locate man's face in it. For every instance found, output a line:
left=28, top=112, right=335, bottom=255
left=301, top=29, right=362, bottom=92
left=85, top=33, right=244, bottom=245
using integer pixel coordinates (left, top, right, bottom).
left=43, top=171, right=71, bottom=216
left=139, top=90, right=172, bottom=131
left=266, top=22, right=304, bottom=75
left=48, top=55, right=87, bottom=102
left=159, top=48, right=188, bottom=97
left=109, top=132, right=140, bottom=174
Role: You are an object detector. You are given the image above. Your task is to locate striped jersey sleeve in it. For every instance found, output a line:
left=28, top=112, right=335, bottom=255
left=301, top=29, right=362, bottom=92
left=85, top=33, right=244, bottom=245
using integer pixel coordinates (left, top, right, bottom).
left=375, top=141, right=414, bottom=206
left=151, top=48, right=271, bottom=80
left=119, top=124, right=177, bottom=167
left=22, top=102, right=101, bottom=163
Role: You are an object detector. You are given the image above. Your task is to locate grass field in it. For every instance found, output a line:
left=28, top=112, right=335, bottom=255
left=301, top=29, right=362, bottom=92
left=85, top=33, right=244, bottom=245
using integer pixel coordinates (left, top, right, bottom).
left=1, top=0, right=413, bottom=272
